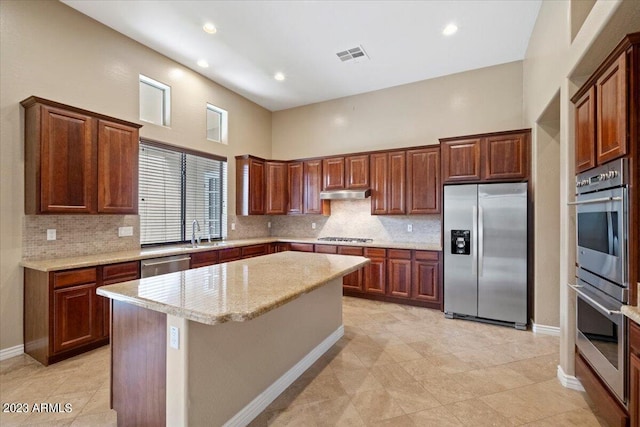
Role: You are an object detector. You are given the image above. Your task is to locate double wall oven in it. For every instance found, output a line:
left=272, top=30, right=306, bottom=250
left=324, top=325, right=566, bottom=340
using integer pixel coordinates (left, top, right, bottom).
left=570, top=158, right=629, bottom=405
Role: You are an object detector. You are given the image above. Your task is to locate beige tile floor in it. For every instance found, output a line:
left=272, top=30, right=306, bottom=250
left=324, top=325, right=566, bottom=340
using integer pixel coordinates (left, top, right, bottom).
left=1, top=297, right=603, bottom=426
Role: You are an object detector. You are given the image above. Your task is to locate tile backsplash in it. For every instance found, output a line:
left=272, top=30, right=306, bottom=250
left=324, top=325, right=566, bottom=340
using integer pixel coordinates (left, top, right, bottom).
left=23, top=215, right=140, bottom=260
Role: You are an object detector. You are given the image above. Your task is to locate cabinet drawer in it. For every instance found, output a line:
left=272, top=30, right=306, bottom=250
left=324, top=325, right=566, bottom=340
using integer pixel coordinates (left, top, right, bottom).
left=219, top=247, right=242, bottom=262
left=53, top=268, right=97, bottom=289
left=191, top=251, right=219, bottom=268
left=315, top=245, right=338, bottom=254
left=388, top=249, right=411, bottom=260
left=414, top=251, right=439, bottom=262
left=242, top=244, right=268, bottom=258
left=102, top=262, right=139, bottom=285
left=365, top=248, right=386, bottom=258
left=630, top=320, right=640, bottom=356
left=290, top=243, right=314, bottom=252
left=338, top=246, right=364, bottom=256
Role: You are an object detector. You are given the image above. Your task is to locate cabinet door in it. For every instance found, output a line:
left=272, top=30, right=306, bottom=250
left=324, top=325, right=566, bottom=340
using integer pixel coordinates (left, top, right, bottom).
left=287, top=162, right=304, bottom=215
left=265, top=161, right=287, bottom=215
left=370, top=153, right=389, bottom=215
left=303, top=160, right=324, bottom=214
left=40, top=105, right=96, bottom=213
left=631, top=352, right=640, bottom=427
left=441, top=138, right=481, bottom=183
left=575, top=87, right=597, bottom=173
left=323, top=157, right=345, bottom=190
left=597, top=53, right=627, bottom=165
left=412, top=252, right=441, bottom=303
left=388, top=151, right=406, bottom=214
left=53, top=283, right=97, bottom=353
left=345, top=155, right=370, bottom=189
left=387, top=259, right=412, bottom=298
left=482, top=133, right=529, bottom=181
left=97, top=120, right=139, bottom=214
left=407, top=147, right=440, bottom=214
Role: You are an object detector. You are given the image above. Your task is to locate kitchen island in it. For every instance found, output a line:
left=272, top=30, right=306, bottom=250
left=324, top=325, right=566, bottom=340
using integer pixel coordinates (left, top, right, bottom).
left=97, top=251, right=368, bottom=427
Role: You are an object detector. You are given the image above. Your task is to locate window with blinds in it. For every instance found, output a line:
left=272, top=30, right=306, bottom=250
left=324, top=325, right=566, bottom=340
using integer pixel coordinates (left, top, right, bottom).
left=139, top=141, right=227, bottom=246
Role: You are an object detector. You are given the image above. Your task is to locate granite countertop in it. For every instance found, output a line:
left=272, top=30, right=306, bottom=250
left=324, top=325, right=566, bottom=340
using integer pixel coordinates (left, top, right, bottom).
left=21, top=237, right=442, bottom=272
left=97, top=251, right=369, bottom=325
left=621, top=283, right=640, bottom=325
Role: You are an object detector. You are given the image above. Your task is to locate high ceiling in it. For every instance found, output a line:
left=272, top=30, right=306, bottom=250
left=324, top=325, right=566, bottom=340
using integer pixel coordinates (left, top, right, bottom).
left=62, top=1, right=542, bottom=111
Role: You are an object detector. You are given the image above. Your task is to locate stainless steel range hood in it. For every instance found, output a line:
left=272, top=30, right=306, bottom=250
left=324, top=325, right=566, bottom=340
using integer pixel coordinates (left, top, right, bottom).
left=319, top=189, right=371, bottom=200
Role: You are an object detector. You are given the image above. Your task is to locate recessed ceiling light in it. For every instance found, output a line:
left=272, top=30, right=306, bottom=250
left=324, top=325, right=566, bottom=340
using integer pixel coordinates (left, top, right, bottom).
left=274, top=72, right=285, bottom=81
left=197, top=59, right=209, bottom=68
left=203, top=23, right=217, bottom=34
left=443, top=23, right=458, bottom=36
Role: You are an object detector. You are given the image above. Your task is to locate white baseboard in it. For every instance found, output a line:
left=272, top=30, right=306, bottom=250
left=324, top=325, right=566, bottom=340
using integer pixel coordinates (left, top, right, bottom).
left=223, top=325, right=344, bottom=427
left=0, top=345, right=24, bottom=361
left=532, top=323, right=560, bottom=336
left=557, top=365, right=585, bottom=392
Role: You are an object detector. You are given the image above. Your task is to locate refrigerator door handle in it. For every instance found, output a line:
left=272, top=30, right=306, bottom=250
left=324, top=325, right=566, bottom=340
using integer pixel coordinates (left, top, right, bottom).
left=478, top=206, right=484, bottom=277
left=472, top=205, right=477, bottom=275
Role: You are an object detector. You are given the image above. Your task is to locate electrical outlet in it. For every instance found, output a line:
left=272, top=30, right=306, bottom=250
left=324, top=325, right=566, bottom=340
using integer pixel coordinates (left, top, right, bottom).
left=231, top=223, right=236, bottom=231
left=312, top=222, right=316, bottom=230
left=47, top=229, right=56, bottom=241
left=407, top=224, right=413, bottom=232
left=118, top=226, right=133, bottom=237
left=170, top=326, right=179, bottom=349
left=267, top=221, right=271, bottom=229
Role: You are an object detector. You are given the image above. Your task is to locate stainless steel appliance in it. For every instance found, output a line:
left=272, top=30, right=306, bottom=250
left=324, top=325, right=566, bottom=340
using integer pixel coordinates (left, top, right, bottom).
left=141, top=254, right=191, bottom=278
left=443, top=183, right=528, bottom=329
left=570, top=158, right=629, bottom=406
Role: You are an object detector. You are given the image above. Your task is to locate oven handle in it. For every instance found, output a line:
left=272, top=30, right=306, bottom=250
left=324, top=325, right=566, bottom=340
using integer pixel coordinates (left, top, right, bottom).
left=567, top=196, right=622, bottom=205
left=568, top=284, right=622, bottom=316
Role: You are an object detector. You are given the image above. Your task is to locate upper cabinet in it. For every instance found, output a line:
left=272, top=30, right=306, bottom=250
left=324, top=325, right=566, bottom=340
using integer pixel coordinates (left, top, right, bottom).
left=572, top=33, right=639, bottom=172
left=22, top=97, right=141, bottom=215
left=236, top=155, right=265, bottom=215
left=407, top=147, right=440, bottom=214
left=440, top=129, right=530, bottom=183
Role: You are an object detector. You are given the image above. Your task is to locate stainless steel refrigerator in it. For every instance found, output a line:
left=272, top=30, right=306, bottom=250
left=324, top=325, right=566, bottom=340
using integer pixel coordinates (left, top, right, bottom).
left=443, top=183, right=528, bottom=329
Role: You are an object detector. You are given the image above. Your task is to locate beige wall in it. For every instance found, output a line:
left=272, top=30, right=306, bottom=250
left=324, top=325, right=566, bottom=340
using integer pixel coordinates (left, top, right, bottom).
left=523, top=0, right=639, bottom=376
left=272, top=61, right=524, bottom=160
left=0, top=0, right=272, bottom=351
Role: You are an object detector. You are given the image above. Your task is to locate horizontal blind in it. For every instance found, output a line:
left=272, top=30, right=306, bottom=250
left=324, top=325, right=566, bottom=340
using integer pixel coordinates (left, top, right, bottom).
left=139, top=143, right=183, bottom=245
left=185, top=154, right=225, bottom=240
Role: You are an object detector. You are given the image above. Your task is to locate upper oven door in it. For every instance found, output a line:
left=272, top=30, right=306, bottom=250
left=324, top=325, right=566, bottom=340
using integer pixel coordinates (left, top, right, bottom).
left=576, top=187, right=627, bottom=286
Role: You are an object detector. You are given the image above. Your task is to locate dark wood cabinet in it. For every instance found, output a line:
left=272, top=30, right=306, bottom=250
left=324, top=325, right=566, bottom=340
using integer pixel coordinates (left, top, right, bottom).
left=265, top=161, right=287, bottom=215
left=22, top=97, right=141, bottom=215
left=100, top=261, right=139, bottom=339
left=236, top=156, right=266, bottom=215
left=596, top=52, right=627, bottom=165
left=370, top=151, right=406, bottom=215
left=97, top=120, right=138, bottom=214
left=412, top=251, right=441, bottom=304
left=406, top=147, right=440, bottom=214
left=338, top=246, right=364, bottom=292
left=323, top=157, right=345, bottom=190
left=303, top=160, right=329, bottom=215
left=364, top=248, right=386, bottom=295
left=190, top=250, right=219, bottom=268
left=387, top=250, right=411, bottom=298
left=440, top=130, right=530, bottom=183
left=575, top=88, right=597, bottom=173
left=287, top=162, right=304, bottom=215
left=345, top=155, right=370, bottom=189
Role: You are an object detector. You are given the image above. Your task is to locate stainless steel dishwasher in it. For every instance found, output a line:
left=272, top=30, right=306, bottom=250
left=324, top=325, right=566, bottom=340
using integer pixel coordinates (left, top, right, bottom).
left=141, top=254, right=191, bottom=278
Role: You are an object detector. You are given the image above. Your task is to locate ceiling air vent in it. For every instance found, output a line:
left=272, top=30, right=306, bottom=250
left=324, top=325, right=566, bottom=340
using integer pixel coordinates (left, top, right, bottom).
left=336, top=45, right=369, bottom=63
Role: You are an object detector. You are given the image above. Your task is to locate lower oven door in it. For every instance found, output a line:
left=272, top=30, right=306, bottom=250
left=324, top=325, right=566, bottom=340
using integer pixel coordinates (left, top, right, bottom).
left=574, top=280, right=626, bottom=405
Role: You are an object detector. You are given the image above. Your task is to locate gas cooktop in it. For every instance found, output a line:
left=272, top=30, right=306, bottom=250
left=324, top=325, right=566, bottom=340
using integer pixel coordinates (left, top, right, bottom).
left=317, top=237, right=373, bottom=243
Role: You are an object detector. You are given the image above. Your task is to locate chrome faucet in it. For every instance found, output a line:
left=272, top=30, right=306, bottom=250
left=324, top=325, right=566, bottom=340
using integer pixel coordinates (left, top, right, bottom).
left=191, top=219, right=201, bottom=247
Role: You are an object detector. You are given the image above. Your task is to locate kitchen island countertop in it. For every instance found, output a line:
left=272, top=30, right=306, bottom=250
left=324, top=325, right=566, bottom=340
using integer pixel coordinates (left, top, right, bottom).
left=97, top=251, right=369, bottom=325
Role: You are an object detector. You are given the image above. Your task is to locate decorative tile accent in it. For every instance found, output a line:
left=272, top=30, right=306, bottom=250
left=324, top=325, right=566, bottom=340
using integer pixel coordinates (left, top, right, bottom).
left=23, top=215, right=140, bottom=261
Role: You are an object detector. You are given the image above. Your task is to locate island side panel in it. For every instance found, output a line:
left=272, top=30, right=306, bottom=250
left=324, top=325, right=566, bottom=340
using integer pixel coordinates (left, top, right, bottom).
left=111, top=300, right=167, bottom=427
left=186, top=278, right=343, bottom=426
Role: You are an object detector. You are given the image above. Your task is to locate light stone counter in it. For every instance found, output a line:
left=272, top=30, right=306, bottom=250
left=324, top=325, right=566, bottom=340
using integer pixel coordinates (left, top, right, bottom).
left=621, top=283, right=640, bottom=325
left=98, top=251, right=369, bottom=325
left=21, top=236, right=441, bottom=272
